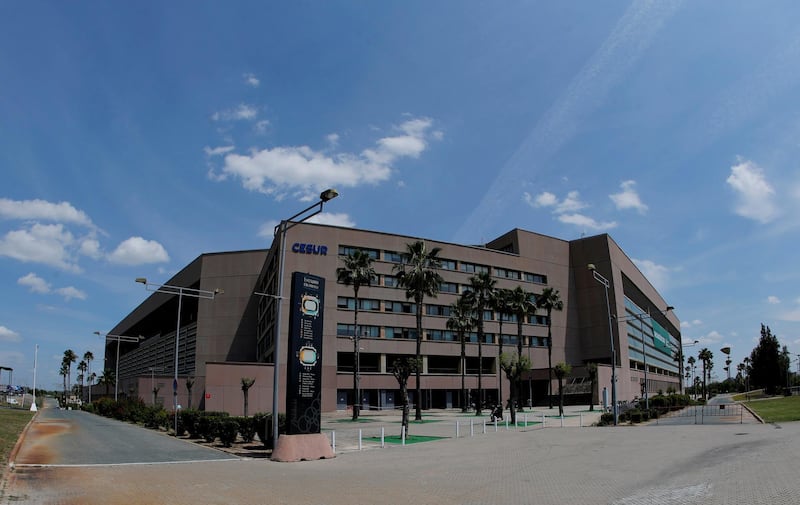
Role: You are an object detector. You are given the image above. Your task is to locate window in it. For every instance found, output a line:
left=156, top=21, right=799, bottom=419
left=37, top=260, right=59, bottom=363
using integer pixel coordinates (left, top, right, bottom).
left=337, top=297, right=380, bottom=311
left=524, top=272, right=547, bottom=284
left=385, top=327, right=418, bottom=340
left=527, top=315, right=548, bottom=325
left=384, top=250, right=403, bottom=263
left=460, top=262, right=489, bottom=274
left=429, top=330, right=456, bottom=341
left=426, top=304, right=452, bottom=317
left=337, top=324, right=380, bottom=337
left=440, top=259, right=456, bottom=270
left=428, top=355, right=459, bottom=374
left=338, top=245, right=379, bottom=259
left=495, top=267, right=521, bottom=280
left=439, top=281, right=459, bottom=294
left=385, top=301, right=416, bottom=313
left=383, top=275, right=398, bottom=288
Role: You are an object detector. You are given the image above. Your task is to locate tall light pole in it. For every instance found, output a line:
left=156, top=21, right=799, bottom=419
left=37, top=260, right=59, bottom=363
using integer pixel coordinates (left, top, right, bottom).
left=269, top=188, right=339, bottom=443
left=135, top=278, right=222, bottom=436
left=588, top=264, right=618, bottom=426
left=95, top=332, right=142, bottom=401
left=30, top=345, right=38, bottom=412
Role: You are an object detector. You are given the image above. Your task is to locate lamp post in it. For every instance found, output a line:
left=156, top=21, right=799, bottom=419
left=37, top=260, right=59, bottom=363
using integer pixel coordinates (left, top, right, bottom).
left=267, top=188, right=339, bottom=443
left=30, top=345, right=38, bottom=412
left=95, top=332, right=142, bottom=401
left=135, top=278, right=222, bottom=436
left=588, top=264, right=618, bottom=426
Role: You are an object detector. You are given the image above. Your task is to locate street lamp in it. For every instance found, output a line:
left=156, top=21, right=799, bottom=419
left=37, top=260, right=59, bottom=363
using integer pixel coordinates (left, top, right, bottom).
left=268, top=188, right=339, bottom=443
left=95, top=331, right=142, bottom=401
left=135, top=278, right=223, bottom=436
left=617, top=306, right=673, bottom=410
left=588, top=264, right=618, bottom=426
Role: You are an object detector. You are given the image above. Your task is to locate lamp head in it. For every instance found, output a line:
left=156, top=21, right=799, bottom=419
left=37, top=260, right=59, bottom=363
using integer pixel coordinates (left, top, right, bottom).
left=587, top=263, right=596, bottom=271
left=214, top=288, right=224, bottom=295
left=319, top=188, right=339, bottom=202
left=665, top=306, right=674, bottom=312
left=93, top=331, right=102, bottom=336
left=135, top=277, right=147, bottom=284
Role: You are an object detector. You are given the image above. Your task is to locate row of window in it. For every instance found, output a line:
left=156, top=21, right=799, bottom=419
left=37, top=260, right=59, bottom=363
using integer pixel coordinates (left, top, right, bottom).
left=336, top=297, right=549, bottom=324
left=337, top=245, right=548, bottom=285
left=337, top=352, right=496, bottom=374
left=336, top=323, right=551, bottom=346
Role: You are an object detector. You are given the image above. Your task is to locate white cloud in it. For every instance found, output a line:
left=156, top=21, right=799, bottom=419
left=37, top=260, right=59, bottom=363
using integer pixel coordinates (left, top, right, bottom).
left=0, top=325, right=21, bottom=342
left=0, top=350, right=24, bottom=366
left=257, top=220, right=280, bottom=239
left=326, top=133, right=340, bottom=147
left=204, top=145, right=236, bottom=157
left=696, top=330, right=724, bottom=346
left=306, top=212, right=356, bottom=228
left=610, top=180, right=648, bottom=213
left=18, top=272, right=51, bottom=293
left=524, top=191, right=558, bottom=208
left=0, top=223, right=79, bottom=272
left=556, top=191, right=587, bottom=213
left=558, top=213, right=617, bottom=231
left=0, top=198, right=94, bottom=228
left=681, top=319, right=703, bottom=329
left=55, top=286, right=87, bottom=301
left=726, top=158, right=778, bottom=223
left=212, top=104, right=258, bottom=121
left=243, top=73, right=260, bottom=87
left=220, top=116, right=437, bottom=199
left=79, top=238, right=103, bottom=259
left=767, top=295, right=781, bottom=305
left=108, top=237, right=170, bottom=265
left=632, top=258, right=670, bottom=292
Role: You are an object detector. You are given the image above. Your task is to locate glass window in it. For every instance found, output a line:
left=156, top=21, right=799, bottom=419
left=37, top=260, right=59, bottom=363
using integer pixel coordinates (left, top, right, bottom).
left=338, top=245, right=379, bottom=259
left=384, top=250, right=403, bottom=263
left=440, top=259, right=456, bottom=270
left=439, top=281, right=459, bottom=294
left=383, top=275, right=398, bottom=287
left=524, top=272, right=547, bottom=284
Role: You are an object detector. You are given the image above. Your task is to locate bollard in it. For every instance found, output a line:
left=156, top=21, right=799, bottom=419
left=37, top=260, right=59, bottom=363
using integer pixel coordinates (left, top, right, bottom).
left=331, top=431, right=336, bottom=453
left=580, top=413, right=583, bottom=427
left=483, top=419, right=486, bottom=434
left=524, top=413, right=528, bottom=427
left=494, top=419, right=498, bottom=432
left=358, top=429, right=363, bottom=451
left=470, top=419, right=474, bottom=437
left=401, top=425, right=406, bottom=446
left=542, top=413, right=546, bottom=429
left=560, top=414, right=564, bottom=428
left=456, top=421, right=460, bottom=438
left=381, top=426, right=385, bottom=448
left=505, top=418, right=509, bottom=430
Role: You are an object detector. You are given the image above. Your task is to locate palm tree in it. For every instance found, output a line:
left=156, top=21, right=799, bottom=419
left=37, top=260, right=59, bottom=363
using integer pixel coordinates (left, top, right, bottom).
left=63, top=349, right=77, bottom=396
left=447, top=297, right=476, bottom=413
left=59, top=360, right=69, bottom=402
left=506, top=286, right=536, bottom=409
left=537, top=288, right=563, bottom=409
left=586, top=363, right=598, bottom=411
left=98, top=368, right=115, bottom=397
left=462, top=271, right=496, bottom=415
left=698, top=348, right=713, bottom=401
left=490, top=288, right=511, bottom=407
left=88, top=372, right=96, bottom=403
left=77, top=360, right=88, bottom=402
left=241, top=377, right=255, bottom=417
left=553, top=362, right=572, bottom=416
left=337, top=248, right=376, bottom=421
left=83, top=351, right=94, bottom=403
left=499, top=352, right=531, bottom=423
left=686, top=356, right=696, bottom=398
left=392, top=357, right=420, bottom=437
left=394, top=240, right=443, bottom=421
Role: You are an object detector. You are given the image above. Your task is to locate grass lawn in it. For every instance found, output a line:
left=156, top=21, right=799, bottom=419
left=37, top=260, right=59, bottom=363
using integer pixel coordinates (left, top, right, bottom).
left=0, top=408, right=34, bottom=465
left=744, top=396, right=800, bottom=423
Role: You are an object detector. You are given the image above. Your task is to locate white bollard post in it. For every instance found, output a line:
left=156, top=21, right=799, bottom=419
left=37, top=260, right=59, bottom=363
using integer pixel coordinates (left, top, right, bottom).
left=456, top=421, right=460, bottom=438
left=358, top=429, right=363, bottom=451
left=381, top=426, right=385, bottom=448
left=542, top=413, right=546, bottom=429
left=494, top=419, right=498, bottom=432
left=401, top=425, right=406, bottom=446
left=560, top=414, right=564, bottom=428
left=580, top=413, right=583, bottom=428
left=470, top=419, right=474, bottom=437
left=483, top=419, right=486, bottom=434
left=505, top=418, right=509, bottom=430
left=524, top=413, right=528, bottom=427
left=331, top=431, right=336, bottom=453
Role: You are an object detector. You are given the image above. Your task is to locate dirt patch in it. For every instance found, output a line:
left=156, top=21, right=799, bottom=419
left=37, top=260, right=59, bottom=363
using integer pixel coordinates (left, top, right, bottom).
left=13, top=420, right=72, bottom=466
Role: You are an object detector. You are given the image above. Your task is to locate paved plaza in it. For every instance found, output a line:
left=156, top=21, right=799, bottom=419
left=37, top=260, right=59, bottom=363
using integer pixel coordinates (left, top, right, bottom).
left=4, top=402, right=797, bottom=505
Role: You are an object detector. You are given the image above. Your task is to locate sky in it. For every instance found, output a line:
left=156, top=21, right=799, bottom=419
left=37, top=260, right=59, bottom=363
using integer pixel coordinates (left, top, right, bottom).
left=2, top=1, right=800, bottom=391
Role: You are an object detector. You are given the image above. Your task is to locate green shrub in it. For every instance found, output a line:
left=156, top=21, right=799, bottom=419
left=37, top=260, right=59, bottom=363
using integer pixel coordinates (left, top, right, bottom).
left=598, top=413, right=615, bottom=426
left=235, top=417, right=256, bottom=443
left=181, top=409, right=200, bottom=437
left=217, top=419, right=239, bottom=447
left=628, top=409, right=642, bottom=423
left=253, top=412, right=286, bottom=448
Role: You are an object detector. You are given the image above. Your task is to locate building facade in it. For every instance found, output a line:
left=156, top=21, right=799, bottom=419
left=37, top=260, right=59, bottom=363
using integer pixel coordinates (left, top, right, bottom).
left=105, top=224, right=682, bottom=415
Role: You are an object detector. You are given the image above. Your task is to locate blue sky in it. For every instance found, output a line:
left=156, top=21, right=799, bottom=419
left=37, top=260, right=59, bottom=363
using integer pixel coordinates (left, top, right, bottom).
left=2, top=1, right=800, bottom=391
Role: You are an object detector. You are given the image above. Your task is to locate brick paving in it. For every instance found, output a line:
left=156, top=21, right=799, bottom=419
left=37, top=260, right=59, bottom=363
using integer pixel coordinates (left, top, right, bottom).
left=4, top=404, right=798, bottom=505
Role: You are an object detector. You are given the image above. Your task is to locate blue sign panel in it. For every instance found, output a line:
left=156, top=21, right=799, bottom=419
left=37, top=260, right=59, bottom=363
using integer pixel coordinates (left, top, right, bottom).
left=286, top=272, right=325, bottom=434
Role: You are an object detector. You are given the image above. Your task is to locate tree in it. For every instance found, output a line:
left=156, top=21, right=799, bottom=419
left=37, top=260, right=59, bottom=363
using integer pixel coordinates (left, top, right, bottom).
left=394, top=240, right=443, bottom=421
left=391, top=357, right=420, bottom=437
left=83, top=351, right=94, bottom=403
left=88, top=372, right=96, bottom=402
left=490, top=288, right=511, bottom=408
left=506, top=286, right=536, bottom=409
left=63, top=349, right=77, bottom=396
left=686, top=356, right=696, bottom=398
left=98, top=369, right=115, bottom=396
left=58, top=361, right=69, bottom=401
left=553, top=362, right=572, bottom=416
left=447, top=297, right=476, bottom=413
left=461, top=271, right=496, bottom=415
left=698, top=348, right=713, bottom=401
left=152, top=384, right=161, bottom=406
left=77, top=359, right=88, bottom=401
left=186, top=377, right=195, bottom=409
left=499, top=352, right=531, bottom=423
left=337, top=248, right=376, bottom=421
left=537, top=287, right=563, bottom=409
left=241, top=378, right=255, bottom=417
left=750, top=324, right=782, bottom=394
left=586, top=363, right=598, bottom=411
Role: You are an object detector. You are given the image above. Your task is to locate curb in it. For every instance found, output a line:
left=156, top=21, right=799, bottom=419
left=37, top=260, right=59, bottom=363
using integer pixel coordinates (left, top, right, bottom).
left=8, top=407, right=39, bottom=472
left=738, top=402, right=764, bottom=424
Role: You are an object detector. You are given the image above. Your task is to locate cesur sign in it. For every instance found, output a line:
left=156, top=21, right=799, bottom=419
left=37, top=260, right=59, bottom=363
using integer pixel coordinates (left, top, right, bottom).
left=292, top=243, right=328, bottom=255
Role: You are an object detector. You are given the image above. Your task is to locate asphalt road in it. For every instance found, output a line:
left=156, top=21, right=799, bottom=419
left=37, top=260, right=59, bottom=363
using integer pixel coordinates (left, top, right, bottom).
left=11, top=399, right=236, bottom=466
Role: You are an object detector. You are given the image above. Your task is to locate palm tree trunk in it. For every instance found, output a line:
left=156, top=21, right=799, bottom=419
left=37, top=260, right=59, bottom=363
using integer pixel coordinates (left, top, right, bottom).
left=516, top=319, right=523, bottom=411
left=352, top=290, right=361, bottom=421
left=414, top=301, right=423, bottom=421
left=476, top=315, right=483, bottom=415
left=498, top=318, right=503, bottom=408
left=461, top=332, right=467, bottom=413
left=547, top=308, right=553, bottom=409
